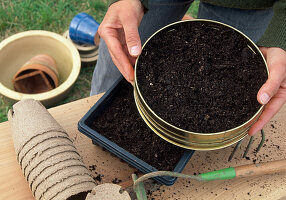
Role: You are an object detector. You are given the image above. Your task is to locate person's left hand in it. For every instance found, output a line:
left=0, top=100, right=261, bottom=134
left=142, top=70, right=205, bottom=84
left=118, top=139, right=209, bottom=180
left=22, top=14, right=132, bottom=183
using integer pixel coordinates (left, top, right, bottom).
left=249, top=47, right=286, bottom=135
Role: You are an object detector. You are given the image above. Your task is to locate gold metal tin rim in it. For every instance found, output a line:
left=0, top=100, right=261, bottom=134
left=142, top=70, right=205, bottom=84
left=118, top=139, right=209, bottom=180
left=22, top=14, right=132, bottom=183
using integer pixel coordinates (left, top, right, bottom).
left=134, top=84, right=258, bottom=150
left=134, top=19, right=269, bottom=150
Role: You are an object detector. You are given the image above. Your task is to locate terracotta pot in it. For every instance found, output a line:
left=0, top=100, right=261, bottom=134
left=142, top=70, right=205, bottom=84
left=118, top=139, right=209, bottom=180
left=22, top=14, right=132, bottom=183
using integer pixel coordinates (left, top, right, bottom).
left=29, top=54, right=58, bottom=72
left=0, top=30, right=81, bottom=106
left=12, top=54, right=59, bottom=94
left=13, top=70, right=53, bottom=94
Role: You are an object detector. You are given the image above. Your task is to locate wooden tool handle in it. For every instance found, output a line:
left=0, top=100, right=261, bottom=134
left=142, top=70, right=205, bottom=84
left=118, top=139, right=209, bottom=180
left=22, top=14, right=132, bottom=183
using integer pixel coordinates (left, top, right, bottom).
left=235, top=159, right=286, bottom=178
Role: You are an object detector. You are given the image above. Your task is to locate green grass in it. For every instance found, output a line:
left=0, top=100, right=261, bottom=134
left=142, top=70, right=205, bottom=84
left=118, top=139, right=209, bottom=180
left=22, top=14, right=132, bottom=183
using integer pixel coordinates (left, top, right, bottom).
left=0, top=0, right=198, bottom=123
left=0, top=0, right=108, bottom=122
left=0, top=0, right=107, bottom=39
left=188, top=0, right=200, bottom=17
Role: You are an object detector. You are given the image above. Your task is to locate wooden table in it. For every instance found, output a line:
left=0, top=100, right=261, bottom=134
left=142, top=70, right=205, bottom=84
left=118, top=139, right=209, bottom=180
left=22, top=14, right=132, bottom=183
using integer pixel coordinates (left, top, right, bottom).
left=0, top=95, right=286, bottom=200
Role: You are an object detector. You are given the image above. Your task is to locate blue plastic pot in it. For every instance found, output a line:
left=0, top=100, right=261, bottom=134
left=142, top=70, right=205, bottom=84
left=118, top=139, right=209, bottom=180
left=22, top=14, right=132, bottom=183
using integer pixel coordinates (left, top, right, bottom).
left=69, top=13, right=100, bottom=45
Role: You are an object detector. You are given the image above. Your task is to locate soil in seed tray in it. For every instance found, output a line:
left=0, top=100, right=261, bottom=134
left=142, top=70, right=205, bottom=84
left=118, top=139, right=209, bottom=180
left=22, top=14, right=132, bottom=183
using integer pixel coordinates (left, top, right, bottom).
left=136, top=21, right=268, bottom=133
left=91, top=81, right=186, bottom=171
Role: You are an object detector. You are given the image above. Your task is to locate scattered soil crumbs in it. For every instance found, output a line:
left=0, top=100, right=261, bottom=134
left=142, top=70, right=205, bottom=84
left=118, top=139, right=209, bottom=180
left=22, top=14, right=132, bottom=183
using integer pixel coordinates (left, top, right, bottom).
left=136, top=21, right=267, bottom=133
left=112, top=178, right=122, bottom=184
left=91, top=81, right=186, bottom=171
left=93, top=174, right=103, bottom=182
left=68, top=192, right=89, bottom=200
left=89, top=165, right=96, bottom=171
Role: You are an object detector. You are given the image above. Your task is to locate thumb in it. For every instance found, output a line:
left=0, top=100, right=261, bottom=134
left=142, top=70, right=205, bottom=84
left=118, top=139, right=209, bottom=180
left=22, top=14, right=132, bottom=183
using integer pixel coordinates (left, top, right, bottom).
left=122, top=18, right=142, bottom=57
left=258, top=77, right=281, bottom=105
left=257, top=49, right=286, bottom=105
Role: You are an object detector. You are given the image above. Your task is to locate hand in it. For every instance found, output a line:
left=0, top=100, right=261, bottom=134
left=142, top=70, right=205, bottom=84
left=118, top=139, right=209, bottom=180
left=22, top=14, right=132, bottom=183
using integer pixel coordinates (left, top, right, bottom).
left=98, top=0, right=144, bottom=83
left=249, top=47, right=286, bottom=135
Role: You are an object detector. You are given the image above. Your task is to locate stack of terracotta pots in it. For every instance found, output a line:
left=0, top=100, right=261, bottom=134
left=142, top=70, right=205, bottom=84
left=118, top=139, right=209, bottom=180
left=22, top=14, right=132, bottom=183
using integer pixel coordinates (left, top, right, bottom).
left=63, top=30, right=99, bottom=65
left=12, top=54, right=59, bottom=94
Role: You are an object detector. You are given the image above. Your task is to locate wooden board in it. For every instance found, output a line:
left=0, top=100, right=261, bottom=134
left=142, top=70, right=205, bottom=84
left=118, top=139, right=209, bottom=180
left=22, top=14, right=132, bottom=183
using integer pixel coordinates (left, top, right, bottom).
left=0, top=94, right=286, bottom=200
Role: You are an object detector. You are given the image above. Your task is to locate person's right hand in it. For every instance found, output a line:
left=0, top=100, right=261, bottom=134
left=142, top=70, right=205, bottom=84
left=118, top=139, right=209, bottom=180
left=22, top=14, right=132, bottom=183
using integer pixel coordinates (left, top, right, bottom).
left=98, top=0, right=144, bottom=83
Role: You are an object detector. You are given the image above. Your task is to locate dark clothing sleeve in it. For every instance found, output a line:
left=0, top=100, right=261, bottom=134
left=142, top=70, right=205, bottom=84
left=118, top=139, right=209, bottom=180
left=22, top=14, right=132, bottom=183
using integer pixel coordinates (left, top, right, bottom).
left=107, top=0, right=285, bottom=50
left=256, top=0, right=286, bottom=51
left=109, top=0, right=148, bottom=12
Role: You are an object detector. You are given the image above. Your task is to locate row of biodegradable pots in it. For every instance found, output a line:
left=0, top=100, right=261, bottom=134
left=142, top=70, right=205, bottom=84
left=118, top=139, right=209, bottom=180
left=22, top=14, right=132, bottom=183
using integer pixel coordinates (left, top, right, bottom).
left=134, top=19, right=269, bottom=150
left=8, top=99, right=96, bottom=200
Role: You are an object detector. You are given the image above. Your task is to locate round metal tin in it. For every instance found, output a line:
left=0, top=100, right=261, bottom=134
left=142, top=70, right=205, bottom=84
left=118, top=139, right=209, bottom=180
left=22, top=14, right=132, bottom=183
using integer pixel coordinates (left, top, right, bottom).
left=134, top=19, right=269, bottom=150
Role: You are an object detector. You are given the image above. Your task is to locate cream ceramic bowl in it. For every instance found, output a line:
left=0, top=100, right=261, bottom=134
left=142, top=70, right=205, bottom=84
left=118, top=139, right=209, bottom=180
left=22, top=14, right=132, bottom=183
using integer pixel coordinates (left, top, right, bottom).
left=0, top=30, right=81, bottom=106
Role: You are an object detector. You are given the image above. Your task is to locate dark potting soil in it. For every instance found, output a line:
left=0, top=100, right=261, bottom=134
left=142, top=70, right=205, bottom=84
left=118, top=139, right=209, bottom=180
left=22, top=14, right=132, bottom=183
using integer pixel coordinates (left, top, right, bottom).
left=91, top=81, right=185, bottom=171
left=136, top=21, right=268, bottom=133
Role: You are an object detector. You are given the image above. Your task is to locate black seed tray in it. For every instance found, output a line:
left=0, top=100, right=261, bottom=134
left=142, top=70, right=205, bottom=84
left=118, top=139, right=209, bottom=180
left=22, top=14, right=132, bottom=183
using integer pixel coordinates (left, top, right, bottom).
left=78, top=77, right=195, bottom=186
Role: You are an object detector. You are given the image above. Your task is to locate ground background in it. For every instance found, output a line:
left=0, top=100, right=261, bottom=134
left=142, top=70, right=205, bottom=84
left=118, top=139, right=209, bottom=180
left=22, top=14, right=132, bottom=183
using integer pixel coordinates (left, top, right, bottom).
left=0, top=0, right=199, bottom=122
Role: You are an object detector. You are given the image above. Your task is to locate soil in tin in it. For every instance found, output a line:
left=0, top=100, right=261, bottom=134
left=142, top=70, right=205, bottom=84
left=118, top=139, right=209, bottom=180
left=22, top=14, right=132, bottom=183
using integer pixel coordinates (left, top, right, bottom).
left=136, top=21, right=268, bottom=133
left=91, top=81, right=186, bottom=171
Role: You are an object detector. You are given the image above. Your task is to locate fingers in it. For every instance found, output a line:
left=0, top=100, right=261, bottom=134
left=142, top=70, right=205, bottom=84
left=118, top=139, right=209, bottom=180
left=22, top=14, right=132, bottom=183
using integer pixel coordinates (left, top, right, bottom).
left=259, top=47, right=267, bottom=57
left=103, top=31, right=135, bottom=83
left=121, top=14, right=142, bottom=57
left=98, top=16, right=135, bottom=82
left=97, top=0, right=143, bottom=83
left=250, top=47, right=286, bottom=135
left=257, top=64, right=285, bottom=104
left=120, top=0, right=144, bottom=57
left=249, top=88, right=286, bottom=135
left=257, top=48, right=286, bottom=105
